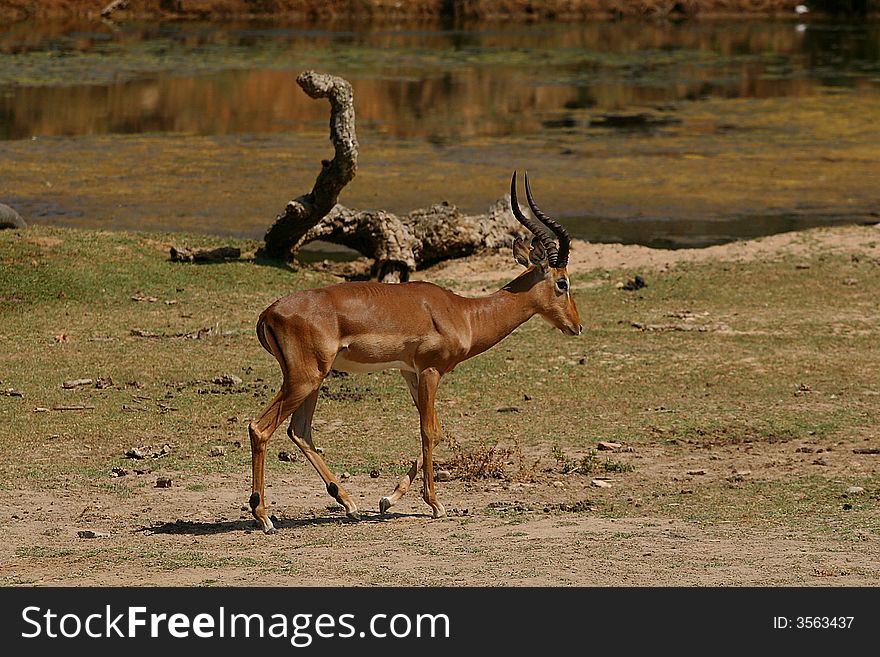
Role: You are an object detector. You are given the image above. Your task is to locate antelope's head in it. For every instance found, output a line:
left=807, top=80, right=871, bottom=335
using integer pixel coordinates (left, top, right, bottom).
left=510, top=171, right=582, bottom=337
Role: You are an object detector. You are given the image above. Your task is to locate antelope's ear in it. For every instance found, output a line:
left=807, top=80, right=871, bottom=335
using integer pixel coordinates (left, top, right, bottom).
left=513, top=237, right=531, bottom=267
left=529, top=237, right=549, bottom=272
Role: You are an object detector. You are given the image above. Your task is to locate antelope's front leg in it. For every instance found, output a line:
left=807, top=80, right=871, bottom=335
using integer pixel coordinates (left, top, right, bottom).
left=380, top=370, right=420, bottom=513
left=417, top=368, right=446, bottom=519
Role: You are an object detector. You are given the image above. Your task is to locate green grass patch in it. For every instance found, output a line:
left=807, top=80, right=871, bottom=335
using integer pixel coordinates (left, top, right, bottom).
left=2, top=224, right=879, bottom=538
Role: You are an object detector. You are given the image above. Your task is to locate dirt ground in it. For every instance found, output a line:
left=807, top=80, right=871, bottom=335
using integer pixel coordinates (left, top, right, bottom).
left=1, top=224, right=878, bottom=587
left=4, top=465, right=876, bottom=587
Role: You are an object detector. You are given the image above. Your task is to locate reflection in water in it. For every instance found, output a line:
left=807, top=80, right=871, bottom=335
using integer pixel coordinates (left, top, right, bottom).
left=0, top=20, right=878, bottom=141
left=0, top=19, right=878, bottom=248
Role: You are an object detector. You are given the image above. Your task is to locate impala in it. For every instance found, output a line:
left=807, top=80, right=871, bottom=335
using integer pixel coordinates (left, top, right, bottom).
left=248, top=171, right=582, bottom=533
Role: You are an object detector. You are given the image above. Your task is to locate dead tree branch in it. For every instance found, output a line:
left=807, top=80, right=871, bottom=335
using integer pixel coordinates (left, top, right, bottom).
left=294, top=196, right=528, bottom=283
left=261, top=70, right=529, bottom=281
left=100, top=0, right=128, bottom=17
left=260, top=70, right=358, bottom=260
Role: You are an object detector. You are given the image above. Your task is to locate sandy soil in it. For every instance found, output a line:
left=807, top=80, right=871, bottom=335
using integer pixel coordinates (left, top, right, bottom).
left=417, top=221, right=880, bottom=291
left=1, top=223, right=878, bottom=587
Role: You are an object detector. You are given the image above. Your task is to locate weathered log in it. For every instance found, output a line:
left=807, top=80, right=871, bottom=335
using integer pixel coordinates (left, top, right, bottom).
left=170, top=245, right=241, bottom=263
left=260, top=70, right=531, bottom=281
left=260, top=71, right=358, bottom=261
left=294, top=196, right=529, bottom=282
left=100, top=0, right=128, bottom=17
left=0, top=203, right=26, bottom=230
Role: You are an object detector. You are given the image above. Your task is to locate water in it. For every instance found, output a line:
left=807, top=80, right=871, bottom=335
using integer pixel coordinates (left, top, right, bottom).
left=1, top=19, right=878, bottom=248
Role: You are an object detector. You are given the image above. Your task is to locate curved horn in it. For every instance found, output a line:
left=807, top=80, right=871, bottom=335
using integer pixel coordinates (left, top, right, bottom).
left=524, top=172, right=570, bottom=268
left=510, top=171, right=559, bottom=265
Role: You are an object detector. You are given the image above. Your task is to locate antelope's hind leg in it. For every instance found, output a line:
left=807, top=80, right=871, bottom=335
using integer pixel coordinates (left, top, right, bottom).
left=287, top=388, right=360, bottom=520
left=249, top=383, right=318, bottom=533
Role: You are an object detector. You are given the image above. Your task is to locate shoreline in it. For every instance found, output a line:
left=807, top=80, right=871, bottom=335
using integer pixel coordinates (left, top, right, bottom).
left=0, top=1, right=875, bottom=23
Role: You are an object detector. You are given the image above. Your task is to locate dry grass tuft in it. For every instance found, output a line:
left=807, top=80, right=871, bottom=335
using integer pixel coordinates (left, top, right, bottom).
left=441, top=435, right=541, bottom=482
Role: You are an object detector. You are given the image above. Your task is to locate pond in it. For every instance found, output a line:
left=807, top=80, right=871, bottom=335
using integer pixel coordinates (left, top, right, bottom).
left=1, top=18, right=879, bottom=248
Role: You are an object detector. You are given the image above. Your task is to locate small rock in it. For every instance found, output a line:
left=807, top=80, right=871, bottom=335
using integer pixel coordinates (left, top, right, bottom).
left=686, top=469, right=707, bottom=476
left=591, top=479, right=612, bottom=488
left=77, top=530, right=108, bottom=539
left=212, top=374, right=243, bottom=386
left=812, top=458, right=828, bottom=466
left=496, top=406, right=520, bottom=413
left=278, top=450, right=296, bottom=462
left=316, top=446, right=325, bottom=455
left=62, top=378, right=93, bottom=389
left=125, top=447, right=148, bottom=459
left=33, top=407, right=49, bottom=412
left=95, top=377, right=114, bottom=389
left=110, top=467, right=129, bottom=478
left=578, top=357, right=587, bottom=365
left=209, top=446, right=226, bottom=457
left=597, top=441, right=623, bottom=451
left=796, top=446, right=814, bottom=453
left=522, top=393, right=532, bottom=401
left=0, top=202, right=26, bottom=229
left=340, top=471, right=351, bottom=480
left=842, top=503, right=853, bottom=511
left=621, top=275, right=647, bottom=291
left=435, top=469, right=452, bottom=482
left=3, top=388, right=24, bottom=397
left=853, top=447, right=880, bottom=455
left=846, top=486, right=865, bottom=495
left=370, top=469, right=381, bottom=478
left=552, top=480, right=566, bottom=488
left=156, top=477, right=172, bottom=488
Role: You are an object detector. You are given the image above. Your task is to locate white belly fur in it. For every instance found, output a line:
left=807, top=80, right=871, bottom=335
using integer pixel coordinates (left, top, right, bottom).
left=331, top=351, right=415, bottom=374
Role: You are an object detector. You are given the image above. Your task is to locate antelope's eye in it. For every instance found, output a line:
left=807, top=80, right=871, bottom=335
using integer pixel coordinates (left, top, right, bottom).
left=556, top=279, right=569, bottom=292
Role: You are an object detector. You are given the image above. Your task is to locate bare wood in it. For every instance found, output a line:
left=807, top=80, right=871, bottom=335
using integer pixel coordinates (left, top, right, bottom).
left=259, top=71, right=531, bottom=280
left=170, top=245, right=241, bottom=263
left=100, top=0, right=128, bottom=17
left=293, top=196, right=530, bottom=283
left=260, top=71, right=358, bottom=261
left=247, top=172, right=583, bottom=533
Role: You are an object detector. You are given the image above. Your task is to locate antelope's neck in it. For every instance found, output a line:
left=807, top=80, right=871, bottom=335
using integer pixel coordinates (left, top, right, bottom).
left=463, top=272, right=540, bottom=358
